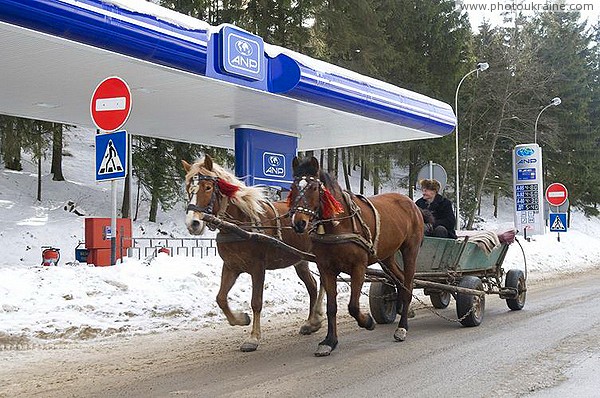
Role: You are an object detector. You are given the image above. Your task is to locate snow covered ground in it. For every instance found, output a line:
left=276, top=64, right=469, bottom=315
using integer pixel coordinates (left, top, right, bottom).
left=1, top=128, right=599, bottom=348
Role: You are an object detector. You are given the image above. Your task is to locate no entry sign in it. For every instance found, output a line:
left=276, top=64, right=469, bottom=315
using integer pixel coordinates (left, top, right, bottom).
left=545, top=183, right=568, bottom=207
left=90, top=76, right=132, bottom=132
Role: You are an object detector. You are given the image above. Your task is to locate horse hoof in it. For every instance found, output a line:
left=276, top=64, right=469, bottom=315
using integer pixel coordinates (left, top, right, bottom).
left=366, top=314, right=375, bottom=331
left=241, top=313, right=251, bottom=326
left=314, top=344, right=332, bottom=357
left=299, top=325, right=313, bottom=335
left=299, top=321, right=322, bottom=335
left=240, top=341, right=259, bottom=352
left=394, top=328, right=407, bottom=342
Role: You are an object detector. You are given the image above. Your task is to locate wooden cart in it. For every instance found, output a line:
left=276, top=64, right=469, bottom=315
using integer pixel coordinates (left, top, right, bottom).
left=367, top=235, right=527, bottom=327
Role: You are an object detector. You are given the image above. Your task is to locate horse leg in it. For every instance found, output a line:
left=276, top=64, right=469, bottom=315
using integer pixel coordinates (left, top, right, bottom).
left=348, top=265, right=375, bottom=331
left=392, top=245, right=418, bottom=342
left=240, top=270, right=266, bottom=352
left=315, top=270, right=339, bottom=357
left=216, top=265, right=250, bottom=327
left=294, top=260, right=324, bottom=334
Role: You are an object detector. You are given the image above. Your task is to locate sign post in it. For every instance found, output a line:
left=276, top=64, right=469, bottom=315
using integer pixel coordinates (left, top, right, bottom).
left=91, top=76, right=132, bottom=266
left=546, top=183, right=569, bottom=242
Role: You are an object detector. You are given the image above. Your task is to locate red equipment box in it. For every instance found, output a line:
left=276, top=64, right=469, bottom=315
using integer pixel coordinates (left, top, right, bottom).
left=84, top=218, right=132, bottom=266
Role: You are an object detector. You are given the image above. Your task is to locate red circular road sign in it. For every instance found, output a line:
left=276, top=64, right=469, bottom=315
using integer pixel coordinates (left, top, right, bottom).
left=90, top=76, right=132, bottom=132
left=545, top=183, right=568, bottom=207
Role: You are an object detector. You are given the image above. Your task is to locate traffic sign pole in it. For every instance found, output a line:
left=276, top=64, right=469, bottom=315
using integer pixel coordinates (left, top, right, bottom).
left=91, top=76, right=132, bottom=266
left=111, top=179, right=117, bottom=266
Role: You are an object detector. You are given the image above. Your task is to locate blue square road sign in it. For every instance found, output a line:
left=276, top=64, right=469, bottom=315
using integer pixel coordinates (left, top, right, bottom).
left=96, top=130, right=128, bottom=181
left=549, top=213, right=567, bottom=232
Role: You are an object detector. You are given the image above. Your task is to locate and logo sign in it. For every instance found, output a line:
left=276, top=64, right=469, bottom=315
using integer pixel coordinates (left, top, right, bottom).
left=263, top=152, right=285, bottom=178
left=96, top=130, right=128, bottom=181
left=516, top=147, right=535, bottom=157
left=220, top=25, right=264, bottom=81
left=90, top=76, right=132, bottom=132
left=545, top=183, right=568, bottom=207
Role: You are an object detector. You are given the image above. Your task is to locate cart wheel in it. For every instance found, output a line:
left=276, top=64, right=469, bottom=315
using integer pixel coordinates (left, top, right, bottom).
left=429, top=291, right=451, bottom=309
left=369, top=281, right=397, bottom=324
left=456, top=276, right=485, bottom=327
left=505, top=269, right=526, bottom=311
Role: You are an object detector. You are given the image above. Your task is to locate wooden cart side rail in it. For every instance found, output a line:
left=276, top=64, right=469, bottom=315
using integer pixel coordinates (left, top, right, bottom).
left=365, top=268, right=485, bottom=297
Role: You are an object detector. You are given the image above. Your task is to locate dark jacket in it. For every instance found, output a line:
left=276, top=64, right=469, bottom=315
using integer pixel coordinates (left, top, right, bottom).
left=415, top=194, right=457, bottom=239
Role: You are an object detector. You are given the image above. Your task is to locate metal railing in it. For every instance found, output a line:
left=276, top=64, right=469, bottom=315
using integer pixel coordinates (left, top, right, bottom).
left=125, top=237, right=218, bottom=260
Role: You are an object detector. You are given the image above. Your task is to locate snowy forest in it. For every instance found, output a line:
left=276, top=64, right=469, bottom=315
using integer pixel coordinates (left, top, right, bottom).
left=1, top=0, right=598, bottom=228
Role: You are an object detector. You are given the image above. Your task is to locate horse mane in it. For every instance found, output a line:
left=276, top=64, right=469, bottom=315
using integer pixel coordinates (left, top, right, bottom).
left=186, top=158, right=267, bottom=220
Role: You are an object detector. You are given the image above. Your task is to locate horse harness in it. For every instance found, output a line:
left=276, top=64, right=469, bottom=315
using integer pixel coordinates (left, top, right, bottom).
left=290, top=176, right=381, bottom=257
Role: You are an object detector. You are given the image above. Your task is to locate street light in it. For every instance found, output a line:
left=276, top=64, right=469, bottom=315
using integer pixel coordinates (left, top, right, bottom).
left=454, top=62, right=489, bottom=230
left=534, top=97, right=561, bottom=144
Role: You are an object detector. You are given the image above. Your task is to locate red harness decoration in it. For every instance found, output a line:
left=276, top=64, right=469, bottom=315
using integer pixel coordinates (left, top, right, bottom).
left=217, top=178, right=240, bottom=198
left=320, top=188, right=344, bottom=219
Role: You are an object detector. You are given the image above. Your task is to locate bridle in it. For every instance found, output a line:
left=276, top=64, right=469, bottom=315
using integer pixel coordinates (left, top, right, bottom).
left=186, top=174, right=220, bottom=215
left=289, top=175, right=323, bottom=220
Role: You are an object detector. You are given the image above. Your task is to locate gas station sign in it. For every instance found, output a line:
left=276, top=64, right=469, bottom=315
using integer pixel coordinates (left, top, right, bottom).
left=513, top=144, right=545, bottom=237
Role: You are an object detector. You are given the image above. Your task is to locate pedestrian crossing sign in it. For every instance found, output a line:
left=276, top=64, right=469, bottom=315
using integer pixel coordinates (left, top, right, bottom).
left=96, top=130, right=127, bottom=181
left=549, top=213, right=567, bottom=232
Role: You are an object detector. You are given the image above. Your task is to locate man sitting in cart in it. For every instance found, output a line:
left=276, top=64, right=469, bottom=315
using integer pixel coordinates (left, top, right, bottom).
left=416, top=179, right=457, bottom=239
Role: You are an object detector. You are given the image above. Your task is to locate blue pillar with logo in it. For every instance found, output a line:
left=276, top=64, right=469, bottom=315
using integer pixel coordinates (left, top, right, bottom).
left=206, top=24, right=298, bottom=190
left=234, top=127, right=297, bottom=189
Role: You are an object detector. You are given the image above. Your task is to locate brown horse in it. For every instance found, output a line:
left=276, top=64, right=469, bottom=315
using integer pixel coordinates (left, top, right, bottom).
left=289, top=156, right=424, bottom=356
left=182, top=155, right=324, bottom=352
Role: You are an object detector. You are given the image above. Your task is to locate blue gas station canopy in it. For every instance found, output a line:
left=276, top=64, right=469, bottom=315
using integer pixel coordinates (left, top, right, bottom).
left=0, top=0, right=456, bottom=150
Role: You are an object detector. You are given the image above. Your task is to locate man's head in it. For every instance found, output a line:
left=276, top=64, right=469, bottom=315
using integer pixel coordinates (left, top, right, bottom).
left=420, top=179, right=440, bottom=202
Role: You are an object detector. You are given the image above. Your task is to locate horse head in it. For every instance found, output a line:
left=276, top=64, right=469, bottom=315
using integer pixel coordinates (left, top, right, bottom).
left=182, top=155, right=241, bottom=235
left=289, top=156, right=343, bottom=234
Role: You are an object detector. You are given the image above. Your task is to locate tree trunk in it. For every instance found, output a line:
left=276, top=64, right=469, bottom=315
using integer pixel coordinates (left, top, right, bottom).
left=333, top=148, right=339, bottom=178
left=51, top=123, right=64, bottom=181
left=37, top=142, right=42, bottom=201
left=134, top=180, right=141, bottom=222
left=493, top=187, right=498, bottom=218
left=341, top=148, right=351, bottom=190
left=327, top=148, right=335, bottom=174
left=359, top=146, right=365, bottom=195
left=149, top=191, right=158, bottom=222
left=121, top=172, right=131, bottom=219
left=2, top=118, right=22, bottom=171
left=408, top=143, right=418, bottom=200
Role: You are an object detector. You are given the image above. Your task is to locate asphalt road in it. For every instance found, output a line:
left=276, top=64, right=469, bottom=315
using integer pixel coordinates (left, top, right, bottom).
left=2, top=268, right=599, bottom=397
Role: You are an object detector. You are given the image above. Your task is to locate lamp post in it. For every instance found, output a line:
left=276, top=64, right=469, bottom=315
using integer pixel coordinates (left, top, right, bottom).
left=534, top=97, right=561, bottom=144
left=454, top=62, right=489, bottom=230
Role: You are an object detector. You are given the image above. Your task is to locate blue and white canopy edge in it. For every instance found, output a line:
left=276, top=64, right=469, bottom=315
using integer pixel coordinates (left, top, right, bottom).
left=0, top=0, right=456, bottom=148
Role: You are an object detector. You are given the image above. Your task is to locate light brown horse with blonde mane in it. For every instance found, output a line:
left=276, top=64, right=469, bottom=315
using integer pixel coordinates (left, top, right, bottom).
left=289, top=156, right=424, bottom=356
left=183, top=155, right=324, bottom=352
